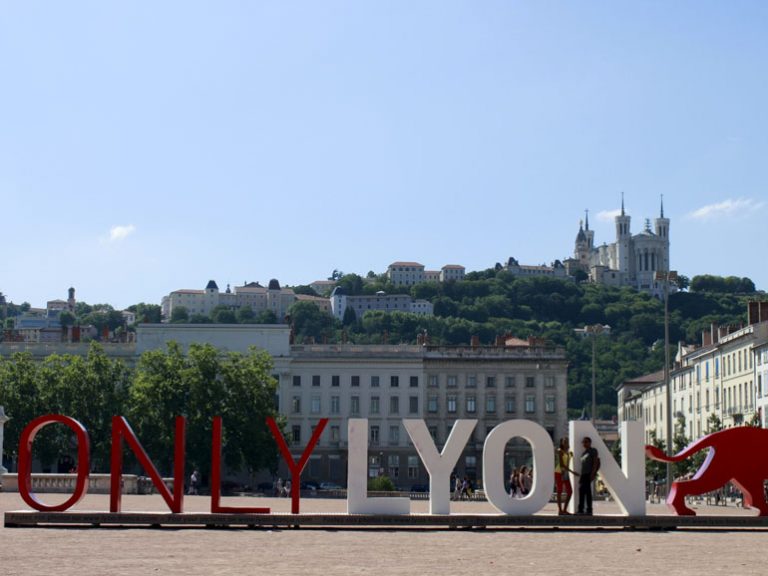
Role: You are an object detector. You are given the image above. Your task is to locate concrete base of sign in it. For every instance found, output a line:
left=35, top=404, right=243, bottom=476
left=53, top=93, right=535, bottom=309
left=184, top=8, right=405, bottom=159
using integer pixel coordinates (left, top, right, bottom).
left=5, top=510, right=768, bottom=530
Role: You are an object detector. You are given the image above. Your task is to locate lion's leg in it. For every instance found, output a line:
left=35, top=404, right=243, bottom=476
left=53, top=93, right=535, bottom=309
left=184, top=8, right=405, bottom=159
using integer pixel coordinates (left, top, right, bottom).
left=667, top=480, right=697, bottom=516
left=734, top=478, right=768, bottom=516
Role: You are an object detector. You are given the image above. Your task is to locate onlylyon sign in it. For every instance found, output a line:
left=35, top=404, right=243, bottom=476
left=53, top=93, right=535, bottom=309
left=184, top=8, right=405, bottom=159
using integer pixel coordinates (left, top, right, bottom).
left=15, top=415, right=648, bottom=516
left=12, top=415, right=765, bottom=518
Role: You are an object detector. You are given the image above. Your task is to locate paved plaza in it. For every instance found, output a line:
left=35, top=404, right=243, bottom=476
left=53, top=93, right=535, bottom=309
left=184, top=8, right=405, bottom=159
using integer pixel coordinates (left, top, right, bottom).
left=0, top=492, right=766, bottom=576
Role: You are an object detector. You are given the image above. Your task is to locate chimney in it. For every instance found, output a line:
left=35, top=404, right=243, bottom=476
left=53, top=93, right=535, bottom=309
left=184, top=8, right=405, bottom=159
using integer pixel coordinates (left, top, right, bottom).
left=711, top=323, right=719, bottom=344
left=749, top=301, right=760, bottom=325
left=702, top=331, right=712, bottom=347
left=761, top=301, right=768, bottom=323
left=495, top=334, right=505, bottom=346
left=470, top=335, right=480, bottom=348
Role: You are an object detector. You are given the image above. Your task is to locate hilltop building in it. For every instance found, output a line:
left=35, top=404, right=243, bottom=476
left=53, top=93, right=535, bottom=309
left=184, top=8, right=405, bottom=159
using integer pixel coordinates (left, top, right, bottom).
left=386, top=262, right=466, bottom=287
left=161, top=279, right=296, bottom=321
left=565, top=197, right=671, bottom=297
left=330, top=288, right=433, bottom=321
left=504, top=258, right=568, bottom=279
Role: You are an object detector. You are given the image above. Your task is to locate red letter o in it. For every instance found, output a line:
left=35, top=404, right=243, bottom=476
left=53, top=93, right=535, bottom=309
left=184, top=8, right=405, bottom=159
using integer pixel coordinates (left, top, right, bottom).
left=18, top=415, right=91, bottom=512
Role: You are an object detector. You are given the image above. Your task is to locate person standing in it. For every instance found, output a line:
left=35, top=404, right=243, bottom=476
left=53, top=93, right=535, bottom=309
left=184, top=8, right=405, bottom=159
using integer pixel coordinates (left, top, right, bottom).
left=519, top=466, right=532, bottom=496
left=188, top=469, right=200, bottom=495
left=555, top=437, right=578, bottom=514
left=577, top=437, right=600, bottom=515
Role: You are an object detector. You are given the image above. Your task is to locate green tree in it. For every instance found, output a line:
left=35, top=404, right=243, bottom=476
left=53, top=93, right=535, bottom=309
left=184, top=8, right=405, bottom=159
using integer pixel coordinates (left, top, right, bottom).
left=645, top=430, right=666, bottom=481
left=58, top=311, right=76, bottom=328
left=211, top=306, right=237, bottom=324
left=170, top=306, right=189, bottom=323
left=129, top=303, right=162, bottom=324
left=255, top=310, right=278, bottom=324
left=236, top=306, right=256, bottom=323
left=288, top=301, right=336, bottom=343
left=706, top=413, right=723, bottom=434
left=128, top=343, right=280, bottom=476
left=39, top=344, right=131, bottom=469
left=336, top=274, right=365, bottom=296
left=342, top=306, right=358, bottom=326
left=0, top=353, right=48, bottom=466
left=292, top=285, right=319, bottom=296
left=368, top=475, right=396, bottom=492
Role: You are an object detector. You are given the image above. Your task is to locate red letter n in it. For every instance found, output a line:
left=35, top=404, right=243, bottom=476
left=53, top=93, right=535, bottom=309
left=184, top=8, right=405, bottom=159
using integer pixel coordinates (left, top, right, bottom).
left=110, top=416, right=186, bottom=513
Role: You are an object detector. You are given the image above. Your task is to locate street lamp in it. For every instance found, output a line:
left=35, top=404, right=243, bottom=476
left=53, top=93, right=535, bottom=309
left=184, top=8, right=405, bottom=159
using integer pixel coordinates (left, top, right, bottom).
left=585, top=324, right=610, bottom=425
left=656, top=269, right=678, bottom=497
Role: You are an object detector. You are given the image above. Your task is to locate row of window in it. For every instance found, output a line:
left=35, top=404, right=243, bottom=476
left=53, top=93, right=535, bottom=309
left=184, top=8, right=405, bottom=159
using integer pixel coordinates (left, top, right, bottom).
left=289, top=374, right=559, bottom=389
left=293, top=375, right=419, bottom=388
left=431, top=394, right=556, bottom=415
left=290, top=419, right=555, bottom=448
left=291, top=395, right=420, bottom=415
left=692, top=349, right=756, bottom=386
left=428, top=375, right=556, bottom=389
left=290, top=392, right=558, bottom=416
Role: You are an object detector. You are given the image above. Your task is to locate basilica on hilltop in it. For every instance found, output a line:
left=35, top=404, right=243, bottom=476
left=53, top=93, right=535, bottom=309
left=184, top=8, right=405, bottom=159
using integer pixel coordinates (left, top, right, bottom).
left=564, top=196, right=670, bottom=297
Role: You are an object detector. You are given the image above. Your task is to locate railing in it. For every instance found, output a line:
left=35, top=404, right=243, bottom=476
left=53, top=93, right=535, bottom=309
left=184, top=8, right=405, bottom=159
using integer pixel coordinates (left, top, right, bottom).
left=0, top=473, right=174, bottom=494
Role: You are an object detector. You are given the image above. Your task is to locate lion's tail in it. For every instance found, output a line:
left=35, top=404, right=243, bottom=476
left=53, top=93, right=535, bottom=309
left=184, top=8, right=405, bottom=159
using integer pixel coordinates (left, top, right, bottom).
left=645, top=435, right=714, bottom=463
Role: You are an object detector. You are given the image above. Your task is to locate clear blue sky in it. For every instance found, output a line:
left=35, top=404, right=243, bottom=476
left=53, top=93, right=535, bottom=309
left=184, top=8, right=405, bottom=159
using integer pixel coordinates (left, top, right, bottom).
left=2, top=2, right=767, bottom=309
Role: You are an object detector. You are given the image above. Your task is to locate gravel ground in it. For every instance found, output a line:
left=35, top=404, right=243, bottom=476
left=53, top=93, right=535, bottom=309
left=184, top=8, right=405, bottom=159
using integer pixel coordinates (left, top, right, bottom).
left=0, top=492, right=766, bottom=576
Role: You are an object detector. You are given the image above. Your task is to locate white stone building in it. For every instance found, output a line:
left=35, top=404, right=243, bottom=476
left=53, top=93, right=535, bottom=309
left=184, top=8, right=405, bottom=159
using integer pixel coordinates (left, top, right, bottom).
left=162, top=279, right=296, bottom=321
left=439, top=265, right=466, bottom=282
left=386, top=262, right=466, bottom=286
left=504, top=258, right=568, bottom=279
left=386, top=262, right=426, bottom=286
left=618, top=303, right=768, bottom=446
left=329, top=288, right=433, bottom=321
left=278, top=341, right=568, bottom=488
left=566, top=197, right=671, bottom=296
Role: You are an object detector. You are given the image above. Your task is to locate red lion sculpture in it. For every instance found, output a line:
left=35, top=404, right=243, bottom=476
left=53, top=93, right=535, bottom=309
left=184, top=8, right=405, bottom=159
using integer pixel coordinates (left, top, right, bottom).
left=646, top=427, right=768, bottom=516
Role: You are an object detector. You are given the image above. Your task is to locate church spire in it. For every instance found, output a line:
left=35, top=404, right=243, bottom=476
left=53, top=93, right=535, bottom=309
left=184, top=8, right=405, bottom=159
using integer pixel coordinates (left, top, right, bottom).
left=660, top=194, right=665, bottom=218
left=585, top=209, right=590, bottom=230
left=621, top=192, right=625, bottom=216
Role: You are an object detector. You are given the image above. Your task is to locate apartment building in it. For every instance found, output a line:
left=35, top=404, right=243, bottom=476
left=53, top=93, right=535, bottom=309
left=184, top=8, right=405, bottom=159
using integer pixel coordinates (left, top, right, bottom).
left=618, top=302, right=768, bottom=446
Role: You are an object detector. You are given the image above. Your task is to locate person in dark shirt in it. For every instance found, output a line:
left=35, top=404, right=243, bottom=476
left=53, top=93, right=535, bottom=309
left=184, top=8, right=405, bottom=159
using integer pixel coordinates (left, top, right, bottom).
left=577, top=437, right=600, bottom=515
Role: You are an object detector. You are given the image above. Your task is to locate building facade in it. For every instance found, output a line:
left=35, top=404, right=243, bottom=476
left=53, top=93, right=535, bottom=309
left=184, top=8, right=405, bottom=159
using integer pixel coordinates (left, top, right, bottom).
left=566, top=198, right=671, bottom=296
left=504, top=258, right=568, bottom=279
left=386, top=262, right=466, bottom=287
left=162, top=279, right=296, bottom=321
left=618, top=303, right=768, bottom=446
left=277, top=341, right=568, bottom=488
left=329, top=288, right=433, bottom=321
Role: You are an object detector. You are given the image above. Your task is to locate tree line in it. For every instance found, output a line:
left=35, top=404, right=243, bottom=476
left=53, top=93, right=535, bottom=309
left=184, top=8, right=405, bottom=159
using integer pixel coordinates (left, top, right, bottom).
left=0, top=343, right=280, bottom=477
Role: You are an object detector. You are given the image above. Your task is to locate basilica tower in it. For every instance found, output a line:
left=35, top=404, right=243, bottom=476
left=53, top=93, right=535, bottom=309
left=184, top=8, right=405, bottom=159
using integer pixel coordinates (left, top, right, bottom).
left=614, top=194, right=631, bottom=275
left=654, top=195, right=670, bottom=272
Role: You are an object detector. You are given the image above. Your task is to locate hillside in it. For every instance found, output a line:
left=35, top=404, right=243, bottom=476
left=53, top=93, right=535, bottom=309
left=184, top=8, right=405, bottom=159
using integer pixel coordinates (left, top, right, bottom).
left=290, top=271, right=762, bottom=418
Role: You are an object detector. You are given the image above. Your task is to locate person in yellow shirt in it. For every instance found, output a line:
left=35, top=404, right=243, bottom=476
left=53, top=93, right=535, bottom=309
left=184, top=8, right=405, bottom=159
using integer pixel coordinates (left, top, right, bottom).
left=555, top=437, right=579, bottom=514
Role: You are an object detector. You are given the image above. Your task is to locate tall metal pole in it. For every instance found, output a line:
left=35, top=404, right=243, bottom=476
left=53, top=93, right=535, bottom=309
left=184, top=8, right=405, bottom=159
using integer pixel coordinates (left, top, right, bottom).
left=664, top=275, right=673, bottom=497
left=592, top=333, right=597, bottom=425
